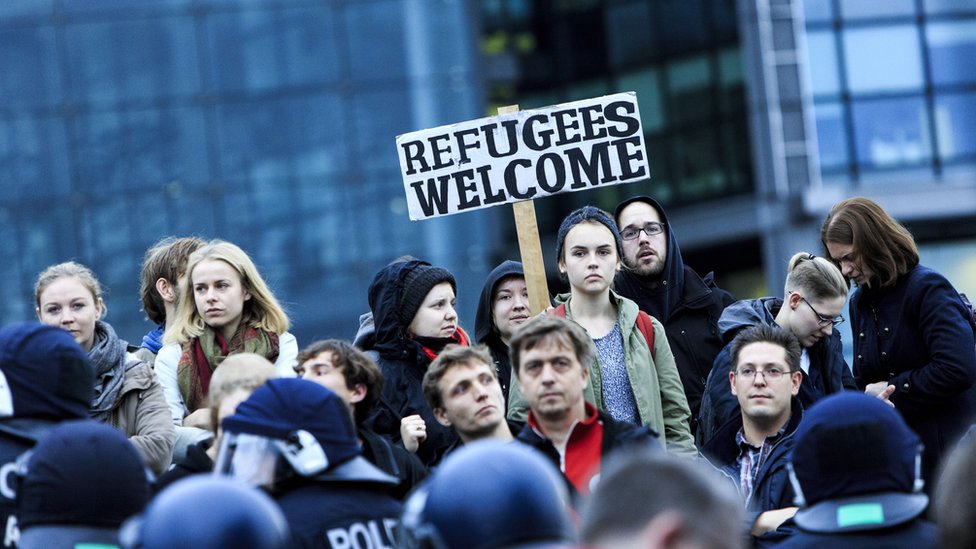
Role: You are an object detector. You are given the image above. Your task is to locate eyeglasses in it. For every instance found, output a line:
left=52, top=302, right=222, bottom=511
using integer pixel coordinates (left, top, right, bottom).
left=735, top=367, right=790, bottom=381
left=620, top=222, right=665, bottom=241
left=797, top=295, right=845, bottom=327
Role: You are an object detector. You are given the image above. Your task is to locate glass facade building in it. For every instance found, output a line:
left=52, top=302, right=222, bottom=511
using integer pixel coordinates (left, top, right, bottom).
left=0, top=0, right=489, bottom=345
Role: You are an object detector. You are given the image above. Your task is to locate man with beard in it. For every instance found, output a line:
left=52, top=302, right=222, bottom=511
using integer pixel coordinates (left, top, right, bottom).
left=614, top=196, right=735, bottom=440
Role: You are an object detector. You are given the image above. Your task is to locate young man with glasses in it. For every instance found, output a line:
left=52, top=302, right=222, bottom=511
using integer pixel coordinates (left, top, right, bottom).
left=698, top=252, right=864, bottom=446
left=614, top=196, right=735, bottom=441
left=701, top=324, right=804, bottom=546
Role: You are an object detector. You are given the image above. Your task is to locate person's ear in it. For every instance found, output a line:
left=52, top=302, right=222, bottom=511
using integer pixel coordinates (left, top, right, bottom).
left=729, top=371, right=738, bottom=396
left=348, top=384, right=367, bottom=405
left=433, top=407, right=451, bottom=427
left=156, top=278, right=176, bottom=304
left=94, top=297, right=105, bottom=320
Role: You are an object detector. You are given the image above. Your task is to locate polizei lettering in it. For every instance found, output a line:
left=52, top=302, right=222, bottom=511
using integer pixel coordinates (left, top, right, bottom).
left=396, top=92, right=651, bottom=220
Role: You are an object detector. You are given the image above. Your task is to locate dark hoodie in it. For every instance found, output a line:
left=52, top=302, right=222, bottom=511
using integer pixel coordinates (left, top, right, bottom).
left=697, top=297, right=856, bottom=446
left=363, top=259, right=463, bottom=467
left=474, top=260, right=526, bottom=408
left=613, top=196, right=735, bottom=435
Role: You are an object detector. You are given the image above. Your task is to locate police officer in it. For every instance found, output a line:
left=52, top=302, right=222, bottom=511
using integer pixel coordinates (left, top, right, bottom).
left=216, top=378, right=401, bottom=548
left=0, top=323, right=94, bottom=547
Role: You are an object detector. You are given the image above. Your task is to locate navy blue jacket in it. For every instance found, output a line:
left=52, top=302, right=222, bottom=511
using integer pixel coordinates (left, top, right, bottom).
left=613, top=197, right=735, bottom=436
left=701, top=398, right=803, bottom=546
left=775, top=518, right=939, bottom=549
left=697, top=298, right=856, bottom=446
left=850, top=265, right=976, bottom=489
left=275, top=481, right=401, bottom=549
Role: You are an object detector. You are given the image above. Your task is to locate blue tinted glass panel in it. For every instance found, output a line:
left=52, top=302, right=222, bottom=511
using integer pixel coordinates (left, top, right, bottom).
left=843, top=26, right=922, bottom=93
left=804, top=0, right=833, bottom=22
left=806, top=30, right=840, bottom=97
left=74, top=107, right=209, bottom=194
left=605, top=2, right=654, bottom=69
left=616, top=69, right=664, bottom=133
left=0, top=27, right=60, bottom=108
left=927, top=22, right=976, bottom=86
left=65, top=17, right=200, bottom=103
left=217, top=94, right=346, bottom=180
left=0, top=117, right=70, bottom=201
left=345, top=0, right=407, bottom=82
left=659, top=0, right=706, bottom=56
left=924, top=0, right=976, bottom=14
left=350, top=89, right=412, bottom=170
left=851, top=96, right=931, bottom=168
left=840, top=0, right=915, bottom=19
left=813, top=102, right=848, bottom=169
left=934, top=93, right=976, bottom=161
left=207, top=7, right=339, bottom=92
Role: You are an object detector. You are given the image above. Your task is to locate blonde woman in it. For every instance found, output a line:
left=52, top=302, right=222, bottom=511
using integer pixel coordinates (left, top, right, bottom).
left=157, top=240, right=297, bottom=432
left=35, top=261, right=175, bottom=474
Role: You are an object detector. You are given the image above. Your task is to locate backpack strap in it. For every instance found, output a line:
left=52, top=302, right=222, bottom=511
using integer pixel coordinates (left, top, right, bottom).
left=548, top=303, right=567, bottom=318
left=635, top=310, right=656, bottom=353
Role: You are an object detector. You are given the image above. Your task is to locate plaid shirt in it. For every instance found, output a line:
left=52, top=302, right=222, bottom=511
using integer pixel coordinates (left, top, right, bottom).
left=735, top=425, right=787, bottom=502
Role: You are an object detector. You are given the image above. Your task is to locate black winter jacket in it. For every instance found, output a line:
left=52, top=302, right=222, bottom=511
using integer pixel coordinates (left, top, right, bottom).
left=362, top=260, right=461, bottom=467
left=697, top=297, right=856, bottom=446
left=613, top=196, right=734, bottom=436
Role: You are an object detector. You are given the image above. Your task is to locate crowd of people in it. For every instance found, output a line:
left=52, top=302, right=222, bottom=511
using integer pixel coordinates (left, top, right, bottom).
left=1, top=195, right=974, bottom=549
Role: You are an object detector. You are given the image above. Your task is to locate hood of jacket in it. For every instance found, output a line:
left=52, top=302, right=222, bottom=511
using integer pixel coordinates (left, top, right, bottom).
left=716, top=297, right=782, bottom=344
left=368, top=259, right=423, bottom=359
left=474, top=260, right=525, bottom=344
left=613, top=196, right=716, bottom=321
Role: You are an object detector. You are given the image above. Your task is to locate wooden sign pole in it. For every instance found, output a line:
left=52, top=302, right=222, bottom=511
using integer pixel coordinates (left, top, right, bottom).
left=498, top=104, right=551, bottom=315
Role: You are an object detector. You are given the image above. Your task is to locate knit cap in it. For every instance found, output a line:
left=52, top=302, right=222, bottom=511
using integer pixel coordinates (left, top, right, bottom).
left=555, top=206, right=624, bottom=261
left=17, top=420, right=149, bottom=529
left=399, top=261, right=457, bottom=326
left=0, top=322, right=94, bottom=423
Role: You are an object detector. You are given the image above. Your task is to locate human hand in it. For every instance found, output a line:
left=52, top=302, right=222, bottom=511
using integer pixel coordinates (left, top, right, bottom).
left=865, top=381, right=892, bottom=398
left=751, top=507, right=798, bottom=537
left=182, top=408, right=213, bottom=430
left=874, top=384, right=896, bottom=407
left=400, top=414, right=427, bottom=454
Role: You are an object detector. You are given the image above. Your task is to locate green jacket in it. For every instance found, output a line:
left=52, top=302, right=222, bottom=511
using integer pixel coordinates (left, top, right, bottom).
left=508, top=291, right=696, bottom=456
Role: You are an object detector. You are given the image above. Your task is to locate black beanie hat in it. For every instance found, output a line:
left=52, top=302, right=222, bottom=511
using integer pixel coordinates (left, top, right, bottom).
left=555, top=206, right=624, bottom=261
left=17, top=420, right=149, bottom=529
left=400, top=262, right=457, bottom=327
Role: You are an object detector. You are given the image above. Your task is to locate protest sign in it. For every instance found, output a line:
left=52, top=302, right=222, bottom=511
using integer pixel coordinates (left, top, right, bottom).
left=396, top=92, right=650, bottom=221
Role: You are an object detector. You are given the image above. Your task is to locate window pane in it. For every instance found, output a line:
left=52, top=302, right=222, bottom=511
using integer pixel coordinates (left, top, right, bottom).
left=934, top=93, right=976, bottom=161
left=804, top=0, right=833, bottom=23
left=667, top=56, right=713, bottom=124
left=65, top=17, right=199, bottom=103
left=617, top=69, right=665, bottom=133
left=927, top=22, right=976, bottom=86
left=74, top=107, right=209, bottom=194
left=843, top=26, right=922, bottom=93
left=0, top=117, right=70, bottom=201
left=806, top=30, right=840, bottom=96
left=0, top=27, right=60, bottom=108
left=207, top=7, right=339, bottom=92
left=839, top=0, right=915, bottom=19
left=924, top=0, right=976, bottom=14
left=851, top=96, right=930, bottom=168
left=344, top=0, right=406, bottom=82
left=813, top=102, right=848, bottom=170
left=605, top=1, right=654, bottom=69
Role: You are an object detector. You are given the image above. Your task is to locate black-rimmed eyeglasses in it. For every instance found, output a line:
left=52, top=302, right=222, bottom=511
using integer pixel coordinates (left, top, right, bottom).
left=797, top=295, right=845, bottom=327
left=620, top=222, right=664, bottom=241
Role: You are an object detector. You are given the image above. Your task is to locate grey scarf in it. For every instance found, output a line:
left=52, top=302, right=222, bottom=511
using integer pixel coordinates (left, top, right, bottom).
left=87, top=321, right=127, bottom=421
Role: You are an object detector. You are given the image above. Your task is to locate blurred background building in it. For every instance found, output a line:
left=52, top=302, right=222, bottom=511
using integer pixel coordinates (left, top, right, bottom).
left=1, top=0, right=973, bottom=350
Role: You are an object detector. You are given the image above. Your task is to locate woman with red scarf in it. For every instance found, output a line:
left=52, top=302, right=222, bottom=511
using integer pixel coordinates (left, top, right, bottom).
left=156, top=240, right=297, bottom=456
left=363, top=258, right=469, bottom=467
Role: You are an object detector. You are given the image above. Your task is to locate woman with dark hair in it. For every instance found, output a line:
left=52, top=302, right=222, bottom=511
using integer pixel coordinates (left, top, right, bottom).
left=364, top=258, right=469, bottom=467
left=821, top=196, right=976, bottom=490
